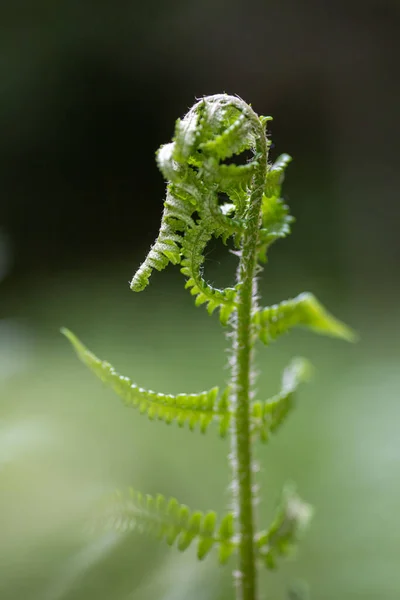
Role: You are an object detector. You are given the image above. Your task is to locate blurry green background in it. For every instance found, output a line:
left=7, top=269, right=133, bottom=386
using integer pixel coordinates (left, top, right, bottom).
left=1, top=1, right=399, bottom=599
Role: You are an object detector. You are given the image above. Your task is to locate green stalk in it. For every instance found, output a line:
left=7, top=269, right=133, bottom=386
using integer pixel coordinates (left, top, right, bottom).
left=231, top=114, right=268, bottom=600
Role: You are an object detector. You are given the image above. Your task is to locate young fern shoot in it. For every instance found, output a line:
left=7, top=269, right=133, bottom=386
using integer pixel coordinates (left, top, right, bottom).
left=63, top=94, right=355, bottom=600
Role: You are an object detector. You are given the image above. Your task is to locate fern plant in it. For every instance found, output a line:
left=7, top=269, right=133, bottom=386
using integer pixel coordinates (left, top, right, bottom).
left=63, top=94, right=354, bottom=600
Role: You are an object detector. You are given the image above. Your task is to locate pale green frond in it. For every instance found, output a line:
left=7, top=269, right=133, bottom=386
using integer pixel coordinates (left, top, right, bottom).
left=257, top=153, right=294, bottom=261
left=213, top=162, right=257, bottom=229
left=258, top=195, right=294, bottom=261
left=130, top=190, right=195, bottom=292
left=216, top=162, right=257, bottom=189
left=61, top=328, right=229, bottom=435
left=173, top=100, right=206, bottom=162
left=251, top=358, right=313, bottom=442
left=253, top=292, right=357, bottom=344
left=156, top=142, right=180, bottom=183
left=255, top=485, right=313, bottom=570
left=200, top=112, right=254, bottom=160
left=62, top=94, right=356, bottom=588
left=217, top=387, right=232, bottom=437
left=265, top=153, right=292, bottom=198
left=102, top=488, right=237, bottom=564
left=197, top=96, right=251, bottom=143
left=259, top=115, right=273, bottom=128
left=196, top=187, right=242, bottom=244
left=180, top=225, right=237, bottom=325
left=131, top=94, right=276, bottom=310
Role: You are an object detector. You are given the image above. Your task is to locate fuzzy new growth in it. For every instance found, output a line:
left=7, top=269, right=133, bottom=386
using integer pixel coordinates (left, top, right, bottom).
left=63, top=94, right=355, bottom=600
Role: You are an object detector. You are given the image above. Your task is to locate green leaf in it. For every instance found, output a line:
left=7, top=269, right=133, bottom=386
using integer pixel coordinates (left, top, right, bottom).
left=100, top=487, right=236, bottom=563
left=251, top=358, right=313, bottom=442
left=61, top=328, right=229, bottom=435
left=253, top=292, right=357, bottom=344
left=256, top=485, right=313, bottom=570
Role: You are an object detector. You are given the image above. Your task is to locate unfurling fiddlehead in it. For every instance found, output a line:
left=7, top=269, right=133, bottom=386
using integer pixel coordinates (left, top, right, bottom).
left=63, top=94, right=355, bottom=600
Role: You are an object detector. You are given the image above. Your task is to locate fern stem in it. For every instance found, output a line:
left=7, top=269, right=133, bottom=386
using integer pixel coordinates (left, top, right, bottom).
left=231, top=112, right=268, bottom=600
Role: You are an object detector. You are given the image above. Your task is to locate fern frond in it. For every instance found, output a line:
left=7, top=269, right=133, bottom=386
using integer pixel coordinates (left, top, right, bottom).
left=258, top=195, right=293, bottom=262
left=259, top=115, right=273, bottom=128
left=180, top=225, right=237, bottom=324
left=156, top=142, right=181, bottom=183
left=173, top=101, right=207, bottom=162
left=265, top=153, right=292, bottom=198
left=195, top=186, right=241, bottom=243
left=251, top=358, right=313, bottom=442
left=216, top=162, right=258, bottom=189
left=257, top=154, right=294, bottom=261
left=62, top=95, right=356, bottom=594
left=130, top=189, right=197, bottom=292
left=62, top=328, right=230, bottom=435
left=103, top=488, right=237, bottom=563
left=255, top=485, right=313, bottom=570
left=130, top=94, right=263, bottom=308
left=253, top=292, right=356, bottom=344
left=200, top=111, right=254, bottom=160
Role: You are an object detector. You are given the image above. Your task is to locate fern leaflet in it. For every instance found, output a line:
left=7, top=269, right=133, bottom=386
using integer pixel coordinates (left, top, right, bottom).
left=102, top=488, right=236, bottom=563
left=251, top=358, right=313, bottom=442
left=253, top=292, right=356, bottom=344
left=256, top=485, right=313, bottom=570
left=62, top=328, right=230, bottom=436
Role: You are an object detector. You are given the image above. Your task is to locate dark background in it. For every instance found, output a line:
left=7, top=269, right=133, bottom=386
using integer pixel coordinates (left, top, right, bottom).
left=1, top=0, right=399, bottom=293
left=1, top=2, right=399, bottom=599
